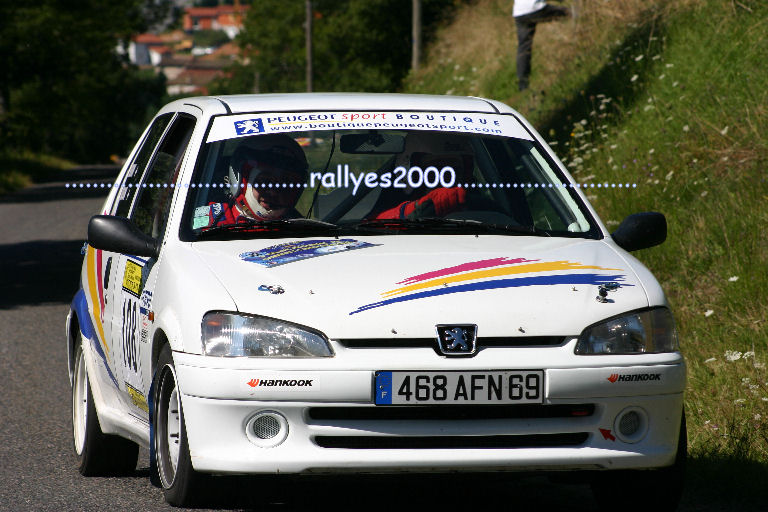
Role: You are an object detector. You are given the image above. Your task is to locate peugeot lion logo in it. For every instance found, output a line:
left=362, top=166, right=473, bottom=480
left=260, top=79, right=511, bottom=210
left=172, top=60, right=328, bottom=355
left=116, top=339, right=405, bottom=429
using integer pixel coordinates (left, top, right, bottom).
left=435, top=324, right=478, bottom=357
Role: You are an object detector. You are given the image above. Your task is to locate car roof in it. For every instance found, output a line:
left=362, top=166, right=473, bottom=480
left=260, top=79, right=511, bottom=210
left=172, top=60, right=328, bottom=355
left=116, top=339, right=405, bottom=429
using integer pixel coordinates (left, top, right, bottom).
left=160, top=93, right=516, bottom=117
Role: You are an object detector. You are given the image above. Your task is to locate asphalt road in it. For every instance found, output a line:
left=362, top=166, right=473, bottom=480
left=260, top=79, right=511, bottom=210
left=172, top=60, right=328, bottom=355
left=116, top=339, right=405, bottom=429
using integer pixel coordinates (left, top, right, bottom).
left=0, top=168, right=741, bottom=511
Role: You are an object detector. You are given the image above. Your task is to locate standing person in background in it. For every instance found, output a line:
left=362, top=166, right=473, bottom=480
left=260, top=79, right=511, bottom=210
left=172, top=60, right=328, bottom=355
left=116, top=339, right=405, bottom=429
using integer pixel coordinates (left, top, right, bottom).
left=513, top=0, right=570, bottom=91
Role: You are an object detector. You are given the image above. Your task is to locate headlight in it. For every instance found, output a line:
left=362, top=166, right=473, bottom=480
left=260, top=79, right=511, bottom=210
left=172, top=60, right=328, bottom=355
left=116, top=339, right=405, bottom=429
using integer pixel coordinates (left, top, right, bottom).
left=575, top=307, right=678, bottom=355
left=202, top=312, right=334, bottom=357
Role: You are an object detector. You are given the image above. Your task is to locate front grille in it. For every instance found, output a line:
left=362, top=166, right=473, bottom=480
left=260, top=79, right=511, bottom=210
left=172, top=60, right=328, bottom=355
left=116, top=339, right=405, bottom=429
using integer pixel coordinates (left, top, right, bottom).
left=308, top=404, right=595, bottom=421
left=337, top=337, right=566, bottom=349
left=314, top=433, right=589, bottom=449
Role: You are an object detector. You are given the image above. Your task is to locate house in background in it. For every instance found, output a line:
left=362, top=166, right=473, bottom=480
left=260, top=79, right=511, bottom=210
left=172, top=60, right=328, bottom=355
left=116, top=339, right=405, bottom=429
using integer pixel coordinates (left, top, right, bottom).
left=182, top=4, right=249, bottom=39
left=126, top=5, right=248, bottom=96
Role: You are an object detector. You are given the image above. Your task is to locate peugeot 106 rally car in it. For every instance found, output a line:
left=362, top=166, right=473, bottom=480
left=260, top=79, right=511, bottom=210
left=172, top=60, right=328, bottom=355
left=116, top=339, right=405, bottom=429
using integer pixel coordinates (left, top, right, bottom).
left=67, top=93, right=686, bottom=509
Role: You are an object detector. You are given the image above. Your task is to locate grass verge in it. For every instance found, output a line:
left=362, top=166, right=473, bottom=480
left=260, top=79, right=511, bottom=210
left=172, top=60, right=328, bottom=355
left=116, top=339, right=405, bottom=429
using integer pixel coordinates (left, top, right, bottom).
left=0, top=150, right=76, bottom=195
left=407, top=0, right=768, bottom=506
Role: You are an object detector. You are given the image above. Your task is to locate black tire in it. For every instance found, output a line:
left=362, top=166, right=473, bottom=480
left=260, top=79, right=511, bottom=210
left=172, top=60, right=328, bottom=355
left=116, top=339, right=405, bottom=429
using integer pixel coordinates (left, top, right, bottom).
left=591, top=412, right=686, bottom=512
left=72, top=335, right=139, bottom=476
left=153, top=344, right=199, bottom=507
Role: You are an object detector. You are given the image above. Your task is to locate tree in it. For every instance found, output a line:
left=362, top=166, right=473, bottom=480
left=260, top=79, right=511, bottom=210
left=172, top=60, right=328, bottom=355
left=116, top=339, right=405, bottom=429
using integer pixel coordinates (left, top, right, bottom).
left=0, top=0, right=170, bottom=162
left=212, top=0, right=456, bottom=95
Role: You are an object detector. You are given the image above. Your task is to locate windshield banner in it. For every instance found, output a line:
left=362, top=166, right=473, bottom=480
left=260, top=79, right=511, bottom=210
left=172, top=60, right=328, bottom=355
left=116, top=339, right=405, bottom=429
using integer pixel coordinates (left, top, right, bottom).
left=207, top=111, right=533, bottom=143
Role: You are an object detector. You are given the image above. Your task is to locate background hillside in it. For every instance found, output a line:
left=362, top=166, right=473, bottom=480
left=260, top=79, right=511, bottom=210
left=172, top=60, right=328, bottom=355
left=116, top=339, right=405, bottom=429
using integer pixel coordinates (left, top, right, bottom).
left=409, top=0, right=768, bottom=507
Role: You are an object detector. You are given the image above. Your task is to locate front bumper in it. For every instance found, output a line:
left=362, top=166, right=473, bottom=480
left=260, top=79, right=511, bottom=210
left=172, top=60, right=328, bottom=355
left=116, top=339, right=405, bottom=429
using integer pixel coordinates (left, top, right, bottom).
left=175, top=349, right=685, bottom=475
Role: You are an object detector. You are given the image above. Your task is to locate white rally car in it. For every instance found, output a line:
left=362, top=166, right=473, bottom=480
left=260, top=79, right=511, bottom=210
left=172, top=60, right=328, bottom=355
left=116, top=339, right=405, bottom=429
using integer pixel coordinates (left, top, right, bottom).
left=67, top=93, right=686, bottom=509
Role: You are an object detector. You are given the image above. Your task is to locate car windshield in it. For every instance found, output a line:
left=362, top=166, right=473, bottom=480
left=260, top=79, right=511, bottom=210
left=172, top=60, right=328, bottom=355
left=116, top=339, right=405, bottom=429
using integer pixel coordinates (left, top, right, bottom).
left=180, top=111, right=599, bottom=241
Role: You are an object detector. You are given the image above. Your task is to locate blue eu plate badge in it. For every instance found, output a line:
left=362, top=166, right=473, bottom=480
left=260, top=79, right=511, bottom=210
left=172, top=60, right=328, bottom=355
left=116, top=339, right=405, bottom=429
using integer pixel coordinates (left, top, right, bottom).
left=375, top=371, right=393, bottom=405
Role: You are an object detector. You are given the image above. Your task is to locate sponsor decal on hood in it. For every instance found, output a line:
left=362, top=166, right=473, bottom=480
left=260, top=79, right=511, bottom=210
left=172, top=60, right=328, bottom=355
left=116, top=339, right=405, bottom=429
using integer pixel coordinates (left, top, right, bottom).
left=240, top=239, right=376, bottom=267
left=350, top=256, right=631, bottom=315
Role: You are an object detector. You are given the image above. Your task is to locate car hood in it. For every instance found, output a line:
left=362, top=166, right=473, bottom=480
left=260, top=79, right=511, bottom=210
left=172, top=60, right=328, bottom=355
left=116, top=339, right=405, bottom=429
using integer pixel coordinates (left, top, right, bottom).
left=191, top=235, right=651, bottom=339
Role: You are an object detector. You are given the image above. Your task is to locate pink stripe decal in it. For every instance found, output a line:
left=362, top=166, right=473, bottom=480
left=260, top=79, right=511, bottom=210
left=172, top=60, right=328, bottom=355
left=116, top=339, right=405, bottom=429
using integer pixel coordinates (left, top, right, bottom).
left=397, top=257, right=536, bottom=285
left=96, top=249, right=105, bottom=314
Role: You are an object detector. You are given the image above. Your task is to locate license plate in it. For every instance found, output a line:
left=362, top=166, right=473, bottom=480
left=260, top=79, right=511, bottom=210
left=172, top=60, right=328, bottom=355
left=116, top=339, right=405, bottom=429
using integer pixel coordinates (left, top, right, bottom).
left=374, top=370, right=544, bottom=405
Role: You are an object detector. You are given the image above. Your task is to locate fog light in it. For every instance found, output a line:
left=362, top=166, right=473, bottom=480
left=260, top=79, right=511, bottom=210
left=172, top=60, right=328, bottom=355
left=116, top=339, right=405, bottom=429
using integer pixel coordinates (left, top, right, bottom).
left=246, top=411, right=289, bottom=447
left=619, top=411, right=641, bottom=436
left=613, top=406, right=648, bottom=444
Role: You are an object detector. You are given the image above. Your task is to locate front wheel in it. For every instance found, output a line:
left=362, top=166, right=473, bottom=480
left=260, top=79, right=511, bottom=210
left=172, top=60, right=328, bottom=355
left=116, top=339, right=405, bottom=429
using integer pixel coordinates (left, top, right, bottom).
left=153, top=345, right=199, bottom=507
left=72, top=335, right=138, bottom=475
left=591, top=413, right=687, bottom=512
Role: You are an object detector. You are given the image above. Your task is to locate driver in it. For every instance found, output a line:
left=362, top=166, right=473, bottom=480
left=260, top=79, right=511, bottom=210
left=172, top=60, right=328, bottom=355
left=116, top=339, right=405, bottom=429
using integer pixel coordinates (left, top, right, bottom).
left=207, top=134, right=308, bottom=226
left=373, top=132, right=474, bottom=220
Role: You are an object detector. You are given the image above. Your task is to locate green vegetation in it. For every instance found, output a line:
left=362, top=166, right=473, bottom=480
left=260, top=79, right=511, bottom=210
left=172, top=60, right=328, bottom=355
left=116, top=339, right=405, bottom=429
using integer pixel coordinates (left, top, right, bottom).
left=0, top=150, right=76, bottom=195
left=212, top=0, right=456, bottom=95
left=409, top=0, right=768, bottom=507
left=193, top=29, right=230, bottom=49
left=0, top=1, right=169, bottom=195
left=0, top=1, right=168, bottom=165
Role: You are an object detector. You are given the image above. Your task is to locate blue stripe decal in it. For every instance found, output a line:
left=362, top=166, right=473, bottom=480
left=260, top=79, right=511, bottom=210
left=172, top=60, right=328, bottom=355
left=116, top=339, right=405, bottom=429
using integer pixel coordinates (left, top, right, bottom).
left=126, top=255, right=148, bottom=264
left=350, top=273, right=631, bottom=315
left=72, top=289, right=119, bottom=388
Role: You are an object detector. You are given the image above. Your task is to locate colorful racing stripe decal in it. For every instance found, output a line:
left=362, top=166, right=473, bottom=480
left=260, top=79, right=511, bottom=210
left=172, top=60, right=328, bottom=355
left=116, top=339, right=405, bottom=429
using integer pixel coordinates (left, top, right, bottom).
left=382, top=260, right=620, bottom=298
left=86, top=246, right=108, bottom=353
left=396, top=257, right=534, bottom=285
left=73, top=289, right=119, bottom=387
left=351, top=273, right=629, bottom=315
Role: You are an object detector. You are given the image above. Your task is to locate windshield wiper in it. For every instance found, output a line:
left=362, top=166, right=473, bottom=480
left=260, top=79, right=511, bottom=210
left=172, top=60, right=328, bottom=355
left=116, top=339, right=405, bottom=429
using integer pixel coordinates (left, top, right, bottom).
left=195, top=218, right=339, bottom=241
left=351, top=217, right=550, bottom=236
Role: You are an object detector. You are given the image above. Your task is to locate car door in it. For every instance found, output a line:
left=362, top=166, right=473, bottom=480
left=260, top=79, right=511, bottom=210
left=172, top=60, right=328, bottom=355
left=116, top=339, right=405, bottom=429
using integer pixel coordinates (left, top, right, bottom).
left=110, top=112, right=197, bottom=419
left=92, top=113, right=174, bottom=403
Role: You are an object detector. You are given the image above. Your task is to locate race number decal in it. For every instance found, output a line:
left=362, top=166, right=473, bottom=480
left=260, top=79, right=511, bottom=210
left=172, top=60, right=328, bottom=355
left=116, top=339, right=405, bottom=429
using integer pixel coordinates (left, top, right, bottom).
left=122, top=297, right=138, bottom=373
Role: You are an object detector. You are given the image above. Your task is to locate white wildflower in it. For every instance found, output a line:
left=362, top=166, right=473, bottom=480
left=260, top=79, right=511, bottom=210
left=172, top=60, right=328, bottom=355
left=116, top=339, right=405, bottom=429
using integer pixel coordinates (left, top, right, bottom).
left=755, top=414, right=762, bottom=421
left=720, top=126, right=729, bottom=136
left=630, top=74, right=639, bottom=82
left=724, top=350, right=742, bottom=361
left=635, top=55, right=644, bottom=61
left=734, top=398, right=746, bottom=404
left=683, top=125, right=689, bottom=132
left=704, top=357, right=717, bottom=363
left=673, top=81, right=679, bottom=87
left=644, top=105, right=654, bottom=111
left=728, top=276, right=739, bottom=282
left=665, top=170, right=674, bottom=180
left=701, top=191, right=708, bottom=197
left=744, top=351, right=755, bottom=359
left=659, top=74, right=665, bottom=80
left=666, top=63, right=674, bottom=68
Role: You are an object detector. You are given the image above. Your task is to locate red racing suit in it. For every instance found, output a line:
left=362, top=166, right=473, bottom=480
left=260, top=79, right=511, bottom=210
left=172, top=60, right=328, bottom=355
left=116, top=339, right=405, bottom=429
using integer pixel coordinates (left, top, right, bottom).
left=375, top=187, right=467, bottom=220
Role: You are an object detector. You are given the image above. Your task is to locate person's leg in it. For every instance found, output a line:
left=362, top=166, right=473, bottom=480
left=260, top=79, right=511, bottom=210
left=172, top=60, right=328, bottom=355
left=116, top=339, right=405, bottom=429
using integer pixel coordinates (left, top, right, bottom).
left=515, top=18, right=536, bottom=91
left=528, top=3, right=569, bottom=23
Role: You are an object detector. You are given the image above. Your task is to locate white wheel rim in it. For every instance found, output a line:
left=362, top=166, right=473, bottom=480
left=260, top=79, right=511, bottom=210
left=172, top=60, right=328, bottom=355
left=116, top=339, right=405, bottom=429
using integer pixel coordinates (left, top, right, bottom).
left=156, top=364, right=181, bottom=488
left=72, top=348, right=88, bottom=455
left=166, top=387, right=180, bottom=475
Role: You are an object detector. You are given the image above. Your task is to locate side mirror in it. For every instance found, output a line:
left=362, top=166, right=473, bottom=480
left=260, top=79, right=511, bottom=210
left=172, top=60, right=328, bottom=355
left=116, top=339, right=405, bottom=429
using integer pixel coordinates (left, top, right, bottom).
left=88, top=215, right=159, bottom=258
left=611, top=212, right=667, bottom=252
